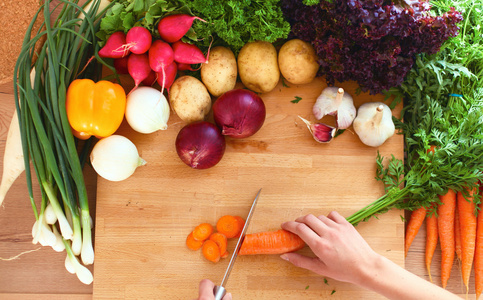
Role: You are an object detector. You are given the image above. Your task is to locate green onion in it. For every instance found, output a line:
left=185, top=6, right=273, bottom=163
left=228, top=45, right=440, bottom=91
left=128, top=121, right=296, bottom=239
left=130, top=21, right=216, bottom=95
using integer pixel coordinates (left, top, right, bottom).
left=13, top=0, right=112, bottom=283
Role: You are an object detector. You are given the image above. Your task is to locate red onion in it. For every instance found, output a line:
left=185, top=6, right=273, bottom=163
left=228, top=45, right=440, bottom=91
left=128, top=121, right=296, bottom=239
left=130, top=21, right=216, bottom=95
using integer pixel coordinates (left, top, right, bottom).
left=213, top=89, right=266, bottom=139
left=175, top=121, right=226, bottom=169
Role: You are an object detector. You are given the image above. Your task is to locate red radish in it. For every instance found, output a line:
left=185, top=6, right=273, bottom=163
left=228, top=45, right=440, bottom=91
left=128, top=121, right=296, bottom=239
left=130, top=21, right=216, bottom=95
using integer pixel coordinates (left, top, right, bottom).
left=142, top=71, right=157, bottom=86
left=98, top=31, right=129, bottom=58
left=157, top=14, right=207, bottom=43
left=149, top=40, right=174, bottom=94
left=177, top=63, right=198, bottom=71
left=113, top=56, right=129, bottom=74
left=127, top=53, right=151, bottom=91
left=125, top=27, right=152, bottom=54
left=172, top=41, right=208, bottom=65
left=156, top=62, right=177, bottom=92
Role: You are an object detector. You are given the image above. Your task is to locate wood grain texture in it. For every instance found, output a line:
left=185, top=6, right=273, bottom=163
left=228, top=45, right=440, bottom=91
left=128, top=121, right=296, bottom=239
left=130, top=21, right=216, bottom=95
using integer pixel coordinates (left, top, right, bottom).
left=93, top=78, right=405, bottom=299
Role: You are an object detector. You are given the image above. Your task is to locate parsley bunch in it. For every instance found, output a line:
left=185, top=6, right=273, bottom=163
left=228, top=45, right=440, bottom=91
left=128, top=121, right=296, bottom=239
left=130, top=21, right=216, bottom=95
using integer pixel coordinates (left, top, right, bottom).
left=348, top=0, right=483, bottom=224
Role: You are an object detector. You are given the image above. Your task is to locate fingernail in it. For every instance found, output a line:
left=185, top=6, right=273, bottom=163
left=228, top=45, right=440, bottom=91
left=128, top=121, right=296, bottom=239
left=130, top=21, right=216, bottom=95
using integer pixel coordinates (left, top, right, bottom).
left=280, top=254, right=289, bottom=261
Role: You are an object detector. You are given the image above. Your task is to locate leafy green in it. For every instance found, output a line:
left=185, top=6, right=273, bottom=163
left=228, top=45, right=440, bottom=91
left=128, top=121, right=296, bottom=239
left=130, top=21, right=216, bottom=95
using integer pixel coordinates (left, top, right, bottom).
left=348, top=0, right=483, bottom=224
left=97, top=0, right=290, bottom=54
left=291, top=96, right=302, bottom=103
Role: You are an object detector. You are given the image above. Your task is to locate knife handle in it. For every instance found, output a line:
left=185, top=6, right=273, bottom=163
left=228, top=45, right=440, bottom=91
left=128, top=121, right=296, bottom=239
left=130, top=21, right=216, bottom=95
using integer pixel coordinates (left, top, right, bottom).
left=213, top=285, right=226, bottom=300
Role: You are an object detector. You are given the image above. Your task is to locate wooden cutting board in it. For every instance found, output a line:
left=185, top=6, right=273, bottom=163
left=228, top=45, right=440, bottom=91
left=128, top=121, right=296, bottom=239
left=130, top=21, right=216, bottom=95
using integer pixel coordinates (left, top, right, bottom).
left=92, top=77, right=404, bottom=299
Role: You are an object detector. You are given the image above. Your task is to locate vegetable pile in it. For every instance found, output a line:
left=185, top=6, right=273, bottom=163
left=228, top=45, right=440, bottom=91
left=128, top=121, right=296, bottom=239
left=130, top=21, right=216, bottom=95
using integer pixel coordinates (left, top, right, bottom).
left=4, top=0, right=483, bottom=294
left=280, top=0, right=462, bottom=94
left=97, top=0, right=290, bottom=55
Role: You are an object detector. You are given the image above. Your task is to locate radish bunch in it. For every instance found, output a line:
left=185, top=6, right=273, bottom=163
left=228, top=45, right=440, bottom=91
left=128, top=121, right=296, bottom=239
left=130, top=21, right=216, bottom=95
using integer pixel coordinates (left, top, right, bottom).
left=98, top=14, right=209, bottom=94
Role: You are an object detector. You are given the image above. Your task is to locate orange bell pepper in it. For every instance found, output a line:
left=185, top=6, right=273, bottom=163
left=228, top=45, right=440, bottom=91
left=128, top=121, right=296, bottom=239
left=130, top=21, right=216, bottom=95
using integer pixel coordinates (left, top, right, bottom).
left=66, top=79, right=126, bottom=140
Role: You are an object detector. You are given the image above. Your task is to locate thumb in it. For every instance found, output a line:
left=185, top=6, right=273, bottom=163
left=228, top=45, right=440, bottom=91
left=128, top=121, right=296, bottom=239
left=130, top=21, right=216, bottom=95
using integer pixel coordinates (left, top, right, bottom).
left=280, top=253, right=326, bottom=274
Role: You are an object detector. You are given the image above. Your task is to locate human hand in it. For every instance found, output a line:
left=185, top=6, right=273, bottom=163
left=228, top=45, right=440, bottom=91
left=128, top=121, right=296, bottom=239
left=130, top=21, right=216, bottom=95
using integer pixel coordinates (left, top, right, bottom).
left=195, top=279, right=232, bottom=300
left=280, top=211, right=379, bottom=285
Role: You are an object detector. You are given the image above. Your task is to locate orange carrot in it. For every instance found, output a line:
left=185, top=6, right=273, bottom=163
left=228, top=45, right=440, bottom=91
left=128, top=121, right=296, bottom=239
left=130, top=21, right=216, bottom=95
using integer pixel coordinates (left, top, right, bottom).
left=458, top=189, right=477, bottom=291
left=239, top=229, right=305, bottom=255
left=217, top=215, right=242, bottom=238
left=192, top=223, right=213, bottom=241
left=186, top=232, right=203, bottom=251
left=233, top=216, right=246, bottom=238
left=425, top=210, right=438, bottom=283
left=475, top=201, right=483, bottom=299
left=202, top=240, right=220, bottom=263
left=209, top=232, right=228, bottom=258
left=455, top=205, right=462, bottom=261
left=437, top=189, right=456, bottom=289
left=405, top=207, right=427, bottom=257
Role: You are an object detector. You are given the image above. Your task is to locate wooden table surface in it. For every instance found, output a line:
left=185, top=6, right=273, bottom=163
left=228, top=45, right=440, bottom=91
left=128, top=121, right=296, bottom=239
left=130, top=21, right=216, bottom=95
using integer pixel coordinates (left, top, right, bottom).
left=0, top=1, right=478, bottom=299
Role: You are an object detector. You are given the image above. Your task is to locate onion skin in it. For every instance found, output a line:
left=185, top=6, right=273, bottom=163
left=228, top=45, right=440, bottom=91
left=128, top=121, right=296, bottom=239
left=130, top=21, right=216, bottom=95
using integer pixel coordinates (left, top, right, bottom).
left=213, top=89, right=266, bottom=139
left=175, top=121, right=226, bottom=169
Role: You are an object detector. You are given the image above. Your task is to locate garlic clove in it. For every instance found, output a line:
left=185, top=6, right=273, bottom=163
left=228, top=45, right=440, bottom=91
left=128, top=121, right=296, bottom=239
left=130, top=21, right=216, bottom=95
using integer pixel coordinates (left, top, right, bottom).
left=353, top=102, right=395, bottom=147
left=299, top=116, right=336, bottom=143
left=313, top=87, right=356, bottom=129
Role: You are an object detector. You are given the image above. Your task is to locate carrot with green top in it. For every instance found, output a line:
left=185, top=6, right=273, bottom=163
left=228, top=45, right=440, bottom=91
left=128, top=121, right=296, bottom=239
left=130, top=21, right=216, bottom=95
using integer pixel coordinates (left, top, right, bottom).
left=405, top=207, right=427, bottom=257
left=437, top=189, right=456, bottom=289
left=425, top=209, right=438, bottom=283
left=458, top=188, right=477, bottom=292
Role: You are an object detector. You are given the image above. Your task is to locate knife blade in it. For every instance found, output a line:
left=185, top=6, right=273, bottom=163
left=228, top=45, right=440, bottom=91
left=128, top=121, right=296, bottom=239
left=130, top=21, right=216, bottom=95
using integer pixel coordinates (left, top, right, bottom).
left=213, top=188, right=262, bottom=300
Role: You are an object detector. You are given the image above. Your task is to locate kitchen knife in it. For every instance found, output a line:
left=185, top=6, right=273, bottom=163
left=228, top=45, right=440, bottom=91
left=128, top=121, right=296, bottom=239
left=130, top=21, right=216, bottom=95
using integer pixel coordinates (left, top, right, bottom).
left=213, top=188, right=262, bottom=300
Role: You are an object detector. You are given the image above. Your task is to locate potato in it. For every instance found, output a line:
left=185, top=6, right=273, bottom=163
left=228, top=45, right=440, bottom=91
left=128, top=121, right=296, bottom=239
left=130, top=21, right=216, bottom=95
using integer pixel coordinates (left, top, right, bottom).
left=278, top=39, right=319, bottom=85
left=237, top=41, right=280, bottom=94
left=201, top=46, right=237, bottom=97
left=169, top=76, right=212, bottom=124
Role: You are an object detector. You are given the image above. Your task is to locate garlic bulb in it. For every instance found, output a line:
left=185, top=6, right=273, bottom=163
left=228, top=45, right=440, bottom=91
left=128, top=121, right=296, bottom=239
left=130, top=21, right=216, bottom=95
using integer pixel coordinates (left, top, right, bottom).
left=125, top=86, right=170, bottom=134
left=90, top=135, right=146, bottom=181
left=313, top=87, right=356, bottom=129
left=353, top=102, right=395, bottom=147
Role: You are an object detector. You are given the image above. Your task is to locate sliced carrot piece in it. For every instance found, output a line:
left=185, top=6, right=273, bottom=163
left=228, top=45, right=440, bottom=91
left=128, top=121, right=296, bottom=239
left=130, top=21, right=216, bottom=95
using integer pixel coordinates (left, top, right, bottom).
left=217, top=215, right=241, bottom=238
left=209, top=232, right=228, bottom=257
left=234, top=216, right=245, bottom=238
left=192, top=223, right=213, bottom=241
left=202, top=240, right=220, bottom=263
left=186, top=232, right=203, bottom=251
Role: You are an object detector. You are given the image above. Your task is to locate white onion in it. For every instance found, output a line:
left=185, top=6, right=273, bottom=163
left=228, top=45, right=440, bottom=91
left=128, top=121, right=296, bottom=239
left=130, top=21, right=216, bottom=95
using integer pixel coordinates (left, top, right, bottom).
left=125, top=86, right=170, bottom=134
left=90, top=135, right=146, bottom=181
